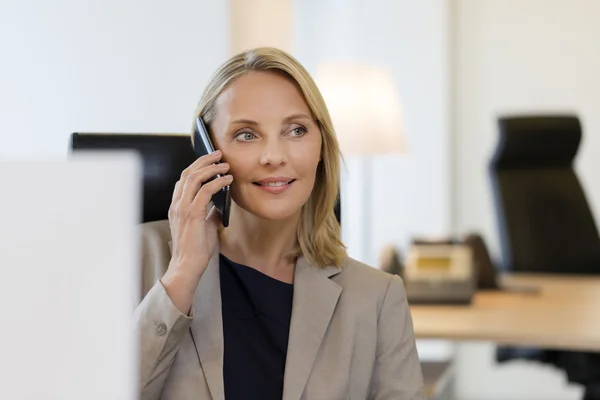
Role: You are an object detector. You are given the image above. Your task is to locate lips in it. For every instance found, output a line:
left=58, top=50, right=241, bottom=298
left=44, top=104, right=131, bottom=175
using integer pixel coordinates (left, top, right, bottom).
left=252, top=177, right=296, bottom=194
left=253, top=177, right=296, bottom=186
left=254, top=180, right=295, bottom=187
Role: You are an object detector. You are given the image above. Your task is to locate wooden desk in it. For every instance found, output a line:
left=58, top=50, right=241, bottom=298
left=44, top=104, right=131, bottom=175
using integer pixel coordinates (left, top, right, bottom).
left=410, top=274, right=600, bottom=351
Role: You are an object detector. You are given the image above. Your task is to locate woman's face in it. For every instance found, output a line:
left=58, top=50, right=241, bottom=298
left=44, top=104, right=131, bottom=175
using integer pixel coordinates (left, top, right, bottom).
left=210, top=71, right=323, bottom=221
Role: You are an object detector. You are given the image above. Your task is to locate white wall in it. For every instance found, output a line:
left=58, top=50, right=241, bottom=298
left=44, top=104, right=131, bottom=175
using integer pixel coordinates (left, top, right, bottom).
left=453, top=0, right=600, bottom=399
left=229, top=0, right=293, bottom=55
left=0, top=0, right=228, bottom=158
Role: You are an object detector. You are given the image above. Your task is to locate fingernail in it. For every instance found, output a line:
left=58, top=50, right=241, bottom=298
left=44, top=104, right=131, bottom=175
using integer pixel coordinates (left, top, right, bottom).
left=213, top=150, right=222, bottom=156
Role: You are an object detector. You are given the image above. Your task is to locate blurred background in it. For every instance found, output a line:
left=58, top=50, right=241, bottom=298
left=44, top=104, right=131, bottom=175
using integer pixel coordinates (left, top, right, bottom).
left=1, top=1, right=599, bottom=399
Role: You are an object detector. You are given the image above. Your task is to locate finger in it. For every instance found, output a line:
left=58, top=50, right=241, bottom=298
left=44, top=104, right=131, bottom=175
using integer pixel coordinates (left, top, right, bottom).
left=192, top=174, right=233, bottom=209
left=180, top=150, right=223, bottom=179
left=171, top=180, right=183, bottom=203
left=172, top=151, right=223, bottom=204
left=180, top=163, right=230, bottom=206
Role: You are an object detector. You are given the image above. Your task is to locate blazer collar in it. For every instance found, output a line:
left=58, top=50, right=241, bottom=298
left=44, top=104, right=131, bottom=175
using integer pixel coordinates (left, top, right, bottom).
left=190, top=245, right=225, bottom=400
left=169, top=242, right=343, bottom=400
left=282, top=257, right=343, bottom=400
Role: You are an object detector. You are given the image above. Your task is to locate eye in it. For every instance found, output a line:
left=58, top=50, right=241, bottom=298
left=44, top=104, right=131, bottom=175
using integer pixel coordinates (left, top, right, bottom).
left=234, top=131, right=257, bottom=142
left=290, top=126, right=307, bottom=137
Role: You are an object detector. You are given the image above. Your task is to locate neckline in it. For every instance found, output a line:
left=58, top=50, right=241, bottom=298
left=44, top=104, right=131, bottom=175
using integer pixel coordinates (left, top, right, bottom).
left=219, top=253, right=294, bottom=287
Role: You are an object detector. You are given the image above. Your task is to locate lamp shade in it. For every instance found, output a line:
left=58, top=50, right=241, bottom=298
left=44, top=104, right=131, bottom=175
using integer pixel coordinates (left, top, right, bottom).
left=315, top=63, right=406, bottom=156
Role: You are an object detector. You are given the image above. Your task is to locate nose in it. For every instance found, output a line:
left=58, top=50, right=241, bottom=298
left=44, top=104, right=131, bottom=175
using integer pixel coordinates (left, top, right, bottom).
left=259, top=136, right=287, bottom=167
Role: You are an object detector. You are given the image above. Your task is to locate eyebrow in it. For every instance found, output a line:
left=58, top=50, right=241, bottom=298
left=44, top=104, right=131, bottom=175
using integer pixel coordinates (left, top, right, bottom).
left=283, top=113, right=312, bottom=123
left=230, top=113, right=313, bottom=126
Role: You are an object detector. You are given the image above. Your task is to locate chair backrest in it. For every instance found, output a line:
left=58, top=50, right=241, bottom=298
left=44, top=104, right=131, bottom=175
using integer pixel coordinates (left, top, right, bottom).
left=489, top=115, right=600, bottom=274
left=70, top=133, right=197, bottom=223
left=69, top=132, right=341, bottom=225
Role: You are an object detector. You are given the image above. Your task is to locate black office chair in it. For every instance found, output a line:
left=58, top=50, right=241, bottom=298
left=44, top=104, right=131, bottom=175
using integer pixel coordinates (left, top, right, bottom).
left=489, top=115, right=600, bottom=399
left=69, top=132, right=341, bottom=224
left=70, top=133, right=198, bottom=223
left=489, top=115, right=600, bottom=274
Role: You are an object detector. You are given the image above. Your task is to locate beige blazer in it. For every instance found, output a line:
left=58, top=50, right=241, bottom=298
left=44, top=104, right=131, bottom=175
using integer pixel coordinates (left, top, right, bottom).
left=133, top=220, right=425, bottom=400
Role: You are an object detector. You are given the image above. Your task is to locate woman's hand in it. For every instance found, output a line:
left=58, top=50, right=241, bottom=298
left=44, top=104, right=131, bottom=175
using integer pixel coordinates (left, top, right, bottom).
left=160, top=150, right=233, bottom=314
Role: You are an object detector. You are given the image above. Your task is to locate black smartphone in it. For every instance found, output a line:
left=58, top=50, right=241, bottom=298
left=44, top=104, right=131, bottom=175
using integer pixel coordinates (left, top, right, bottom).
left=193, top=117, right=231, bottom=227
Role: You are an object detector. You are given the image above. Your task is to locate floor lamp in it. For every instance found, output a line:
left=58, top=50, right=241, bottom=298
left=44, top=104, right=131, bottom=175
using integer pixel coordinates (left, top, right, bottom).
left=316, top=63, right=406, bottom=266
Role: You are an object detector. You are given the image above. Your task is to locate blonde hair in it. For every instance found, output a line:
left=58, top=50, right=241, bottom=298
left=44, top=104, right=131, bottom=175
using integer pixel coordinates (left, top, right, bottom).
left=191, top=47, right=346, bottom=268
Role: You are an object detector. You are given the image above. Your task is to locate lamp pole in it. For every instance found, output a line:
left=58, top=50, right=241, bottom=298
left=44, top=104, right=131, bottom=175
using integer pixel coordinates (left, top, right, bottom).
left=362, top=156, right=373, bottom=266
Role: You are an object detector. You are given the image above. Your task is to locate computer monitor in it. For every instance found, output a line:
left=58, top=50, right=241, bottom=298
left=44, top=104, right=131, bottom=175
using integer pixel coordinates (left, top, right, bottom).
left=0, top=153, right=141, bottom=399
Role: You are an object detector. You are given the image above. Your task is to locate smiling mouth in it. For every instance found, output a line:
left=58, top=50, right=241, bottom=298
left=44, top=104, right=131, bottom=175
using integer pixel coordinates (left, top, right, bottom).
left=253, top=179, right=296, bottom=187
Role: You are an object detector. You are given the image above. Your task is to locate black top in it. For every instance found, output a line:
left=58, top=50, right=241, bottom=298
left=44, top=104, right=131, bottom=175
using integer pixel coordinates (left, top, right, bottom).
left=220, top=254, right=294, bottom=400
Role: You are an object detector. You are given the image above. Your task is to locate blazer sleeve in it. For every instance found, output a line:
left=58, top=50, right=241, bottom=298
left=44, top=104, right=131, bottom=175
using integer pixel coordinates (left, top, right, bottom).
left=132, top=221, right=194, bottom=400
left=368, top=274, right=426, bottom=400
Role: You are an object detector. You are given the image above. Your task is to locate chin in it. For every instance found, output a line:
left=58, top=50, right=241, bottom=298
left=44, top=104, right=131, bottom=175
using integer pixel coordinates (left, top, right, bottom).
left=232, top=196, right=303, bottom=222
left=246, top=203, right=302, bottom=221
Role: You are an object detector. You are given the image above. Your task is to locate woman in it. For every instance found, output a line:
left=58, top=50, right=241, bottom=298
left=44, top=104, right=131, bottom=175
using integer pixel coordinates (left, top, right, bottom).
left=134, top=47, right=424, bottom=400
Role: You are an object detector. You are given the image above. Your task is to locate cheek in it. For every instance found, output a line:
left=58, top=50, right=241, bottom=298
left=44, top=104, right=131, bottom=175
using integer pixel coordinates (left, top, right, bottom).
left=293, top=144, right=322, bottom=174
left=224, top=153, right=258, bottom=205
left=223, top=150, right=252, bottom=178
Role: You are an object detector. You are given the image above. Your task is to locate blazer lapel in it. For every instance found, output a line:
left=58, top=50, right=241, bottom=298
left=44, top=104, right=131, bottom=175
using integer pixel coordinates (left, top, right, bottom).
left=169, top=242, right=224, bottom=400
left=282, top=258, right=343, bottom=400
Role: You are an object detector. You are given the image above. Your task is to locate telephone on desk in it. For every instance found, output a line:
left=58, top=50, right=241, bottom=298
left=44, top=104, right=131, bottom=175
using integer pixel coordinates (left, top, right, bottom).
left=403, top=237, right=476, bottom=304
left=387, top=233, right=540, bottom=305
